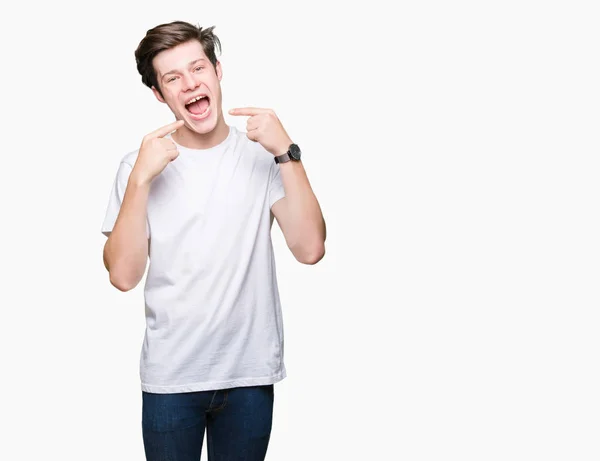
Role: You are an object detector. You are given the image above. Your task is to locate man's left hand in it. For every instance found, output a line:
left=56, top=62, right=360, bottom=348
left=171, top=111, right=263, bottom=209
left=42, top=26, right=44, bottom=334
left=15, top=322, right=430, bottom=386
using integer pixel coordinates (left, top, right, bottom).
left=229, top=107, right=293, bottom=156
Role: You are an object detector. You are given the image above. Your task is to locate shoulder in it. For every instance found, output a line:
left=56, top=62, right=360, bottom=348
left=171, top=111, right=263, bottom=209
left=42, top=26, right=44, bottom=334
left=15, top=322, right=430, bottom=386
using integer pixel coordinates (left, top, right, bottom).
left=108, top=150, right=138, bottom=184
left=120, top=149, right=140, bottom=169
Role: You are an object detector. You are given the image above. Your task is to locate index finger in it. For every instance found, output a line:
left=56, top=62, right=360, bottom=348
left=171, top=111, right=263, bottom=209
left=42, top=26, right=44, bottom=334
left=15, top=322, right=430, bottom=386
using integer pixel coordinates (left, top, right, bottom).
left=147, top=119, right=185, bottom=139
left=229, top=107, right=270, bottom=116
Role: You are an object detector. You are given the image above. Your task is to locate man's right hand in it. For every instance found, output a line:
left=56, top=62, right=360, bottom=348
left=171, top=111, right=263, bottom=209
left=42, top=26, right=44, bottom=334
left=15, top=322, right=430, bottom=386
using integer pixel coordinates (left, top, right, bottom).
left=131, top=119, right=185, bottom=185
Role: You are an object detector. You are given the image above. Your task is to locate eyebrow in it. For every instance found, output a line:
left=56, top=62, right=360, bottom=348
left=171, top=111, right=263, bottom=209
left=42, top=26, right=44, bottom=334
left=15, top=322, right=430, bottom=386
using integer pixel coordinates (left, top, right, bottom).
left=161, top=58, right=206, bottom=80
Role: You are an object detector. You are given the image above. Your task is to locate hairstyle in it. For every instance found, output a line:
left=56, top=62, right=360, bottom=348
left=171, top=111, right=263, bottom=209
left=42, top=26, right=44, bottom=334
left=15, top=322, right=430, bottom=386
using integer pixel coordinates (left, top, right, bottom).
left=134, top=21, right=222, bottom=97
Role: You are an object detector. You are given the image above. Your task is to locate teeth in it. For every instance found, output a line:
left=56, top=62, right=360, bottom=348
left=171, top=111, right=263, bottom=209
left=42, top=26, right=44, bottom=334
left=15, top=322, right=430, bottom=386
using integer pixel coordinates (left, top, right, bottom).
left=185, top=95, right=207, bottom=105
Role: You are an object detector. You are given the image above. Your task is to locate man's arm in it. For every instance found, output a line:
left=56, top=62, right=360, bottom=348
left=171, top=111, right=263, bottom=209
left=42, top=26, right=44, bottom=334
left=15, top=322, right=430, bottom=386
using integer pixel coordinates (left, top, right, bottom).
left=103, top=176, right=150, bottom=291
left=271, top=161, right=326, bottom=264
left=229, top=107, right=326, bottom=265
left=103, top=119, right=184, bottom=291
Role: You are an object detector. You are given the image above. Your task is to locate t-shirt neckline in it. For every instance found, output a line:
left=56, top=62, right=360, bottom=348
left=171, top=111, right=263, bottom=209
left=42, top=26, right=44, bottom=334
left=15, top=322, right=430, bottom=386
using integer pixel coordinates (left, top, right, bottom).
left=168, top=125, right=236, bottom=154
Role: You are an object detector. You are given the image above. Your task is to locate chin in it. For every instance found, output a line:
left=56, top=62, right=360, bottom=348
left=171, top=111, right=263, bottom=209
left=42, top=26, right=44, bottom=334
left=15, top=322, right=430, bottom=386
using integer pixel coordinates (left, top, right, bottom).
left=183, top=112, right=219, bottom=134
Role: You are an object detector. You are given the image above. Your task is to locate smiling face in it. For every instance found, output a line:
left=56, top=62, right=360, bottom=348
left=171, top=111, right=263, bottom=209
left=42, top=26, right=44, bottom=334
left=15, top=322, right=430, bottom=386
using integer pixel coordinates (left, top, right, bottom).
left=151, top=40, right=224, bottom=135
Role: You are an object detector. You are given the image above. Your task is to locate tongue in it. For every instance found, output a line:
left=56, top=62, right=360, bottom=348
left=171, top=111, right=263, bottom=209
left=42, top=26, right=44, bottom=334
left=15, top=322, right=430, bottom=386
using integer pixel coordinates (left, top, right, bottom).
left=187, top=98, right=209, bottom=115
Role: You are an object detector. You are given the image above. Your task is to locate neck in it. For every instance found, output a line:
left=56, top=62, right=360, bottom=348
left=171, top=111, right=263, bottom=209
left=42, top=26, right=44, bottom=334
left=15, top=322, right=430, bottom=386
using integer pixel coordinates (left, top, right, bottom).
left=172, top=115, right=230, bottom=149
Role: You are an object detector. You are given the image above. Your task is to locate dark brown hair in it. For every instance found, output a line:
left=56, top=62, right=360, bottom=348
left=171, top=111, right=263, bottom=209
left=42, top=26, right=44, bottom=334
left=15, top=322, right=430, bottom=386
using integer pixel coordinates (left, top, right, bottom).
left=134, top=21, right=222, bottom=97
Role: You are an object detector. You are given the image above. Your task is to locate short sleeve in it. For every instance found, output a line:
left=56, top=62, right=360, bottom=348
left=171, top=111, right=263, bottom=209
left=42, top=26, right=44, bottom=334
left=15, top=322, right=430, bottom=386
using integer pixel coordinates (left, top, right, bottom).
left=268, top=162, right=286, bottom=208
left=101, top=162, right=150, bottom=238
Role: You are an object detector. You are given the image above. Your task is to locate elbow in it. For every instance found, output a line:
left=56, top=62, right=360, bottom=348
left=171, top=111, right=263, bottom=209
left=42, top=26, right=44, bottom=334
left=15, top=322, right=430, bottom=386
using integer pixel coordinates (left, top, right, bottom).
left=109, top=271, right=139, bottom=292
left=104, top=244, right=146, bottom=292
left=296, top=243, right=325, bottom=265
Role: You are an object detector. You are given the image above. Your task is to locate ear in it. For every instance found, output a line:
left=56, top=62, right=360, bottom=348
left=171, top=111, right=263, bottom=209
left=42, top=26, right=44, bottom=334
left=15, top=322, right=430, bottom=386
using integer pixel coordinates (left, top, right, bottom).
left=216, top=61, right=223, bottom=81
left=152, top=86, right=166, bottom=104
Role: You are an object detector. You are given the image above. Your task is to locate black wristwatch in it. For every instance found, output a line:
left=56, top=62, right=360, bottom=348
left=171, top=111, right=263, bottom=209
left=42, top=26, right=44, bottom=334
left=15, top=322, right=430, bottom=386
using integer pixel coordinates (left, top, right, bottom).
left=274, top=143, right=302, bottom=164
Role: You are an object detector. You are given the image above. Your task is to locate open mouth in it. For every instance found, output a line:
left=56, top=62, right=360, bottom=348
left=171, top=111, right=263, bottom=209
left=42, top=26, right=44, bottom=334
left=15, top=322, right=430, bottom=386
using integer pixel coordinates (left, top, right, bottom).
left=184, top=95, right=211, bottom=119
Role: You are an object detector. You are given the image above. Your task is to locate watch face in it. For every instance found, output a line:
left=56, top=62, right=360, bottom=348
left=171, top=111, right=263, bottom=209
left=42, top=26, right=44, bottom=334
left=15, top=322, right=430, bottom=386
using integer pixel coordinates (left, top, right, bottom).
left=289, top=144, right=301, bottom=160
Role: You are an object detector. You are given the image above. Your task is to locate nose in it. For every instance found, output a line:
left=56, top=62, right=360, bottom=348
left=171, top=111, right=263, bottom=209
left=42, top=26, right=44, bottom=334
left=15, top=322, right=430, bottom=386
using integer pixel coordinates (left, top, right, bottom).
left=182, top=73, right=198, bottom=92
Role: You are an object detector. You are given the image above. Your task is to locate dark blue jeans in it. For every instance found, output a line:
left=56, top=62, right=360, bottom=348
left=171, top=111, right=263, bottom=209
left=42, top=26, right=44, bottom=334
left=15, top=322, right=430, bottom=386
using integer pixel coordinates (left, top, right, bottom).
left=142, top=384, right=274, bottom=461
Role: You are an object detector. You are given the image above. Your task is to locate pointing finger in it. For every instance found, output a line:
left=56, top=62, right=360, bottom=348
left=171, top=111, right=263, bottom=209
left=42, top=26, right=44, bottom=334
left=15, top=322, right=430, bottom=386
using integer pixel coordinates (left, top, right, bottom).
left=229, top=107, right=270, bottom=116
left=147, top=119, right=185, bottom=139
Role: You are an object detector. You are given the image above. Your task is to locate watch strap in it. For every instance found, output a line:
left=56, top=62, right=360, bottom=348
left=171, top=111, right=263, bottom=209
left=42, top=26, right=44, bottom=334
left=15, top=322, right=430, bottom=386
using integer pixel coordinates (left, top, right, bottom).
left=274, top=152, right=291, bottom=164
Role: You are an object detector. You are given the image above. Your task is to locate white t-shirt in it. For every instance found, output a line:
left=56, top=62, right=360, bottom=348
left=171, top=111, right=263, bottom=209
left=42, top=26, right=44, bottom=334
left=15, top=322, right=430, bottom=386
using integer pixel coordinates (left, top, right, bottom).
left=101, top=126, right=287, bottom=393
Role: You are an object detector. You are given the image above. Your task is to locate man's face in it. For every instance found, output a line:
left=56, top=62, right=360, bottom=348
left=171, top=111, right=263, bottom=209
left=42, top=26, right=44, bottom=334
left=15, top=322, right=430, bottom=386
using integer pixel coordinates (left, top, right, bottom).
left=151, top=40, right=223, bottom=134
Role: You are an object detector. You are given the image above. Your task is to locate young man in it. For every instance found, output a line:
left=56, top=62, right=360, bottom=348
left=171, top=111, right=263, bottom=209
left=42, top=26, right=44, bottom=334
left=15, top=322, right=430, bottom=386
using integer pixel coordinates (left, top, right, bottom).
left=101, top=21, right=326, bottom=461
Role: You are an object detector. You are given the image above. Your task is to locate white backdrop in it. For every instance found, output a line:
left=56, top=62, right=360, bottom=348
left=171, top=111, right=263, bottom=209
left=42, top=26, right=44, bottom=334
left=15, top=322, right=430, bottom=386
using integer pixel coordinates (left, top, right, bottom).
left=1, top=0, right=598, bottom=460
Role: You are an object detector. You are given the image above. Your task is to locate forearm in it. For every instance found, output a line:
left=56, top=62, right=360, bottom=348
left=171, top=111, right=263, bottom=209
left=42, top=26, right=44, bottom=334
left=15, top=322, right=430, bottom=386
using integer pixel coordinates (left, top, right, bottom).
left=278, top=161, right=326, bottom=261
left=104, top=174, right=151, bottom=291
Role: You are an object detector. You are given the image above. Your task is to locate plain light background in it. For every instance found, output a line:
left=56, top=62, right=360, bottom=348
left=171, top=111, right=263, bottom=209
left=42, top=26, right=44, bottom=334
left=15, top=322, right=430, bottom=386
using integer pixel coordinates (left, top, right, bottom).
left=1, top=0, right=598, bottom=459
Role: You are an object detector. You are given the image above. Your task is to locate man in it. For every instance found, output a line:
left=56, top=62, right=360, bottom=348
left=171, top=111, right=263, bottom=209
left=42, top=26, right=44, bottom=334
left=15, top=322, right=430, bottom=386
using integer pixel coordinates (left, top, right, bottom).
left=101, top=20, right=326, bottom=461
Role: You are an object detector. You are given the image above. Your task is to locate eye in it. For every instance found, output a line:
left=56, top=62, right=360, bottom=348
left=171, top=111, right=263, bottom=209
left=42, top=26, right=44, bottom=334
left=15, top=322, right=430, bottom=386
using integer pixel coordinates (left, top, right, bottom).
left=167, top=76, right=178, bottom=83
left=194, top=66, right=204, bottom=72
